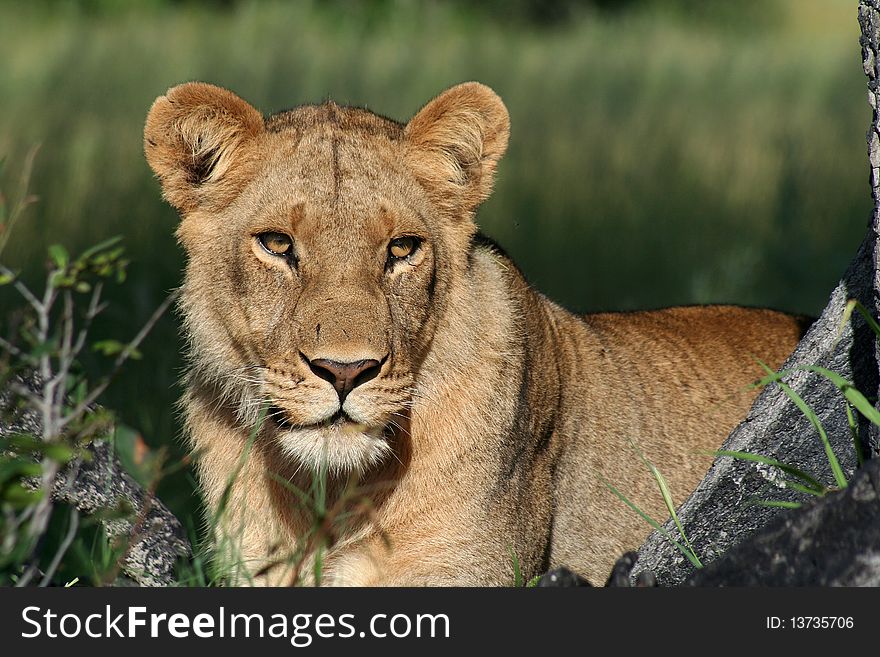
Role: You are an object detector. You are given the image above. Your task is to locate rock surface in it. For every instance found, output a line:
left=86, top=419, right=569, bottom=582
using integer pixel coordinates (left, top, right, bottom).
left=0, top=376, right=191, bottom=586
left=535, top=566, right=591, bottom=587
left=52, top=440, right=191, bottom=586
left=684, top=458, right=880, bottom=586
left=633, top=1, right=880, bottom=585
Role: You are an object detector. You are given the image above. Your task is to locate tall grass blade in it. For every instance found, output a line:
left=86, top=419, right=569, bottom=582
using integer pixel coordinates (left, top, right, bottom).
left=709, top=450, right=826, bottom=495
left=843, top=402, right=865, bottom=467
left=841, top=299, right=880, bottom=343
left=508, top=545, right=523, bottom=587
left=603, top=479, right=702, bottom=569
left=628, top=439, right=700, bottom=561
left=804, top=365, right=880, bottom=428
left=755, top=360, right=847, bottom=489
left=751, top=500, right=803, bottom=509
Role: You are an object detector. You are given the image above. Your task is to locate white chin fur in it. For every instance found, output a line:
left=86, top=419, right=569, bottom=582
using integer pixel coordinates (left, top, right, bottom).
left=277, top=424, right=392, bottom=475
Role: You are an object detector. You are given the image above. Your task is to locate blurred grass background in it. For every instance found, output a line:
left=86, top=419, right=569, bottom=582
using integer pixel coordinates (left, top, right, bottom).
left=0, top=0, right=870, bottom=522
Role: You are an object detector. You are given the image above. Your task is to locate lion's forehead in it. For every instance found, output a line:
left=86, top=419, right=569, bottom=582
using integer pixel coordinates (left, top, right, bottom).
left=264, top=102, right=404, bottom=140
left=266, top=125, right=404, bottom=183
left=233, top=132, right=425, bottom=240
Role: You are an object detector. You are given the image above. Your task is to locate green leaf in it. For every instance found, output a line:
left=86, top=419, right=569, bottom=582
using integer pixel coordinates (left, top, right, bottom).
left=4, top=432, right=43, bottom=452
left=42, top=443, right=77, bottom=464
left=92, top=339, right=141, bottom=360
left=1, top=482, right=44, bottom=508
left=49, top=271, right=75, bottom=288
left=28, top=337, right=61, bottom=359
left=112, top=424, right=157, bottom=487
left=782, top=479, right=827, bottom=497
left=1, top=432, right=77, bottom=465
left=0, top=271, right=15, bottom=285
left=92, top=339, right=124, bottom=356
left=48, top=243, right=69, bottom=269
left=76, top=236, right=123, bottom=263
left=0, top=458, right=42, bottom=485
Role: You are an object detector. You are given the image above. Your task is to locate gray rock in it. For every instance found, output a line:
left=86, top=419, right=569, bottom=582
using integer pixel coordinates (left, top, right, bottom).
left=634, top=1, right=880, bottom=585
left=684, top=458, right=880, bottom=586
left=535, top=565, right=591, bottom=587
left=1, top=374, right=191, bottom=586
left=536, top=553, right=658, bottom=587
left=51, top=440, right=191, bottom=586
left=604, top=552, right=657, bottom=587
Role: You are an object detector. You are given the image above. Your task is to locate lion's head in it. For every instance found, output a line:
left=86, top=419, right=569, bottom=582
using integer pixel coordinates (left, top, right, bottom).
left=144, top=82, right=509, bottom=474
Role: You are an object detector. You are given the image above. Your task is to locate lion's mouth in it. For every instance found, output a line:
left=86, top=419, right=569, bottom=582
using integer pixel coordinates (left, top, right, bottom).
left=268, top=405, right=364, bottom=432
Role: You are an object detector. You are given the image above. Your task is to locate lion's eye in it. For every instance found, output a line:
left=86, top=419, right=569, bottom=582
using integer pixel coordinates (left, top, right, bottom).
left=388, top=236, right=419, bottom=260
left=258, top=232, right=293, bottom=257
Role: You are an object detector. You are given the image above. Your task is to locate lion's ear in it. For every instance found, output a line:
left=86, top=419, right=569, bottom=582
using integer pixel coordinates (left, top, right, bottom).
left=144, top=82, right=264, bottom=214
left=404, top=82, right=510, bottom=217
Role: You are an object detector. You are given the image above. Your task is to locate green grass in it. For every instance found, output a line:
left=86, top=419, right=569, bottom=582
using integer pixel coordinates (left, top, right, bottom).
left=0, top=0, right=870, bottom=525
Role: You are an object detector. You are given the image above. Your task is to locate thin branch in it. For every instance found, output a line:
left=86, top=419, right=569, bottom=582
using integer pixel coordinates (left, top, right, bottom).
left=60, top=289, right=179, bottom=428
left=0, top=265, right=42, bottom=314
left=26, top=459, right=61, bottom=541
left=60, top=290, right=74, bottom=361
left=14, top=563, right=40, bottom=588
left=37, top=273, right=58, bottom=443
left=0, top=144, right=40, bottom=257
left=39, top=507, right=79, bottom=587
left=0, top=335, right=24, bottom=359
left=48, top=282, right=105, bottom=393
left=8, top=381, right=43, bottom=408
left=37, top=270, right=57, bottom=345
left=52, top=290, right=75, bottom=417
left=69, top=281, right=104, bottom=359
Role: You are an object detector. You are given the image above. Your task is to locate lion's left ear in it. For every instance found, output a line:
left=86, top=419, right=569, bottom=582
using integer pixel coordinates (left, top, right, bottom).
left=404, top=82, right=510, bottom=217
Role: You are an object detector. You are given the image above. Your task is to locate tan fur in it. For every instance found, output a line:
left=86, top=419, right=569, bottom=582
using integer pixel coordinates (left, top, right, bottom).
left=144, top=82, right=806, bottom=586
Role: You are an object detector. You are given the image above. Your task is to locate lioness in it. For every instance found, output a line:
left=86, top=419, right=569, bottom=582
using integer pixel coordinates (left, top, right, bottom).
left=144, top=81, right=806, bottom=585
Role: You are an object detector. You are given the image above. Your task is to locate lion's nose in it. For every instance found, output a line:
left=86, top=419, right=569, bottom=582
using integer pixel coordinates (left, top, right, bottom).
left=307, top=357, right=382, bottom=403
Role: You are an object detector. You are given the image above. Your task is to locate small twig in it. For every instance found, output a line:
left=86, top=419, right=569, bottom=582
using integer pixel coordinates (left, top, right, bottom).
left=60, top=289, right=179, bottom=429
left=0, top=265, right=43, bottom=314
left=60, top=290, right=74, bottom=362
left=47, top=282, right=105, bottom=397
left=0, top=335, right=24, bottom=359
left=69, top=282, right=104, bottom=360
left=8, top=381, right=42, bottom=408
left=36, top=271, right=59, bottom=446
left=39, top=507, right=79, bottom=587
left=52, top=290, right=76, bottom=419
left=26, top=459, right=61, bottom=541
left=0, top=144, right=40, bottom=257
left=14, top=563, right=40, bottom=588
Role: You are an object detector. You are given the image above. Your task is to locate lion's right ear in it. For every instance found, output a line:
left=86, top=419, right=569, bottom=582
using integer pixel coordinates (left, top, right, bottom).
left=144, top=82, right=264, bottom=214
